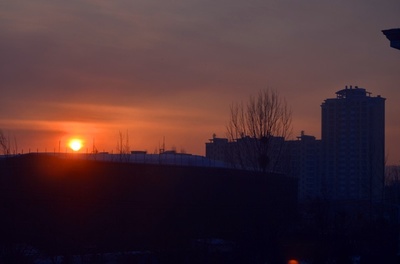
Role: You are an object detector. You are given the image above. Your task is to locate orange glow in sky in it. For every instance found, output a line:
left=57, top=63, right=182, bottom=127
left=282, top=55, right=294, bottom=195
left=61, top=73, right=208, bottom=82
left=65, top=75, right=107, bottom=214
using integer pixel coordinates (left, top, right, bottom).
left=0, top=1, right=399, bottom=163
left=68, top=139, right=83, bottom=152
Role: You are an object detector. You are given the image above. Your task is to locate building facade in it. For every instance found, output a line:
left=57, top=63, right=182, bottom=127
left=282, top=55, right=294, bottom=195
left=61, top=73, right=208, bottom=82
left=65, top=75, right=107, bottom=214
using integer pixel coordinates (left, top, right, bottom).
left=206, top=132, right=321, bottom=201
left=286, top=131, right=322, bottom=202
left=321, top=86, right=385, bottom=201
left=206, top=134, right=286, bottom=172
left=205, top=136, right=229, bottom=164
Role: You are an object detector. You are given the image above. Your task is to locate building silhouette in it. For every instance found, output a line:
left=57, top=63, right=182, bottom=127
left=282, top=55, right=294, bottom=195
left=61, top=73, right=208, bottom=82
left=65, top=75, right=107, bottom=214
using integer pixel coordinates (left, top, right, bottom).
left=205, top=86, right=385, bottom=204
left=205, top=132, right=321, bottom=201
left=321, top=86, right=385, bottom=201
left=382, top=28, right=400, bottom=50
left=206, top=134, right=286, bottom=172
left=286, top=131, right=321, bottom=202
left=205, top=136, right=229, bottom=164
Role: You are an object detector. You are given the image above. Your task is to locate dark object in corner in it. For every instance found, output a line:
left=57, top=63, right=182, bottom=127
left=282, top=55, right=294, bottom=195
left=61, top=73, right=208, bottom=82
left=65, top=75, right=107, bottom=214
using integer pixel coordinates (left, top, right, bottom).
left=382, top=28, right=400, bottom=50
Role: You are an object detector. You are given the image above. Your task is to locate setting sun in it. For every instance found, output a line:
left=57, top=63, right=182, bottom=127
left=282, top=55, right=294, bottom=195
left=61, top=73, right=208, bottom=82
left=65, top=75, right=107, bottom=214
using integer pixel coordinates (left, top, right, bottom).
left=68, top=139, right=83, bottom=152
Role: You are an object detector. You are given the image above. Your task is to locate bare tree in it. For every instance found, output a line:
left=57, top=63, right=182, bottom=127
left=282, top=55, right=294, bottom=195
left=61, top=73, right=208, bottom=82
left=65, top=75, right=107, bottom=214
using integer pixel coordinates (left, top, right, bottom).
left=0, top=130, right=17, bottom=155
left=385, top=165, right=400, bottom=201
left=12, top=135, right=17, bottom=155
left=0, top=130, right=10, bottom=155
left=226, top=89, right=292, bottom=172
left=116, top=130, right=130, bottom=161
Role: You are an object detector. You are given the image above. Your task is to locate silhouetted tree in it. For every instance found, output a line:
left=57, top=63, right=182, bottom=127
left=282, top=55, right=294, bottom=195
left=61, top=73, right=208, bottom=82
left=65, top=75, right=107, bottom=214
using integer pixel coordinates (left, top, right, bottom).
left=0, top=130, right=9, bottom=155
left=385, top=165, right=400, bottom=219
left=226, top=89, right=292, bottom=172
left=0, top=130, right=17, bottom=155
left=116, top=130, right=130, bottom=161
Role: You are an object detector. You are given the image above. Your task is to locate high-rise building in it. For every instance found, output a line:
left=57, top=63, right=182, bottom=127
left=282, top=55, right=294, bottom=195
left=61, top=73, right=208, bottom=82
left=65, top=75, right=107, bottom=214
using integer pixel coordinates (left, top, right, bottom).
left=321, top=86, right=385, bottom=201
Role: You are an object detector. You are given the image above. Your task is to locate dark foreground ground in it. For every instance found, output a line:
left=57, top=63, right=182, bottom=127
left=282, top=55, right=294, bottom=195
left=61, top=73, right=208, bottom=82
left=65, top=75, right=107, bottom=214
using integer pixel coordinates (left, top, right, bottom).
left=0, top=154, right=299, bottom=263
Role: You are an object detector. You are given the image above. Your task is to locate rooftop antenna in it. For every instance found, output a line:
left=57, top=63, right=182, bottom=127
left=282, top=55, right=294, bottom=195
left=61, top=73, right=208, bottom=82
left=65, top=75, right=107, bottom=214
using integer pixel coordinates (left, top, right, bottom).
left=92, top=138, right=98, bottom=154
left=159, top=136, right=165, bottom=154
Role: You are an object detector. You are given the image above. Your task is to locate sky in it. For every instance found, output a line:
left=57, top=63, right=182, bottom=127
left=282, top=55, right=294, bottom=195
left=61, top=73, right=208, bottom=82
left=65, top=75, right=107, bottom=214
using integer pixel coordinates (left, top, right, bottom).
left=0, top=0, right=399, bottom=163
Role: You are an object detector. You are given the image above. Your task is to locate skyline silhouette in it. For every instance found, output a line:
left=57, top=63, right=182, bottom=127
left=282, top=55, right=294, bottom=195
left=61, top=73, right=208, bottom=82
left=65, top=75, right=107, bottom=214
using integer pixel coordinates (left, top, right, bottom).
left=0, top=1, right=399, bottom=164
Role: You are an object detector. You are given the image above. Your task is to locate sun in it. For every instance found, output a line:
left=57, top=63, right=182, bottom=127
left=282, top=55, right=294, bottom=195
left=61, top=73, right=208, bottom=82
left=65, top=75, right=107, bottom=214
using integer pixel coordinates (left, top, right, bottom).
left=68, top=139, right=83, bottom=152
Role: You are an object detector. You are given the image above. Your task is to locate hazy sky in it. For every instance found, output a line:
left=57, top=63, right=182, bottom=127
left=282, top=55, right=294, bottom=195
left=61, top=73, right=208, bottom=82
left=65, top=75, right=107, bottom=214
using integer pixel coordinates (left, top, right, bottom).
left=0, top=0, right=399, bottom=163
